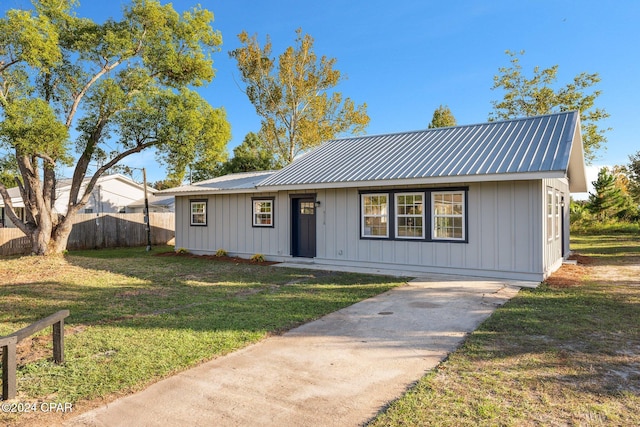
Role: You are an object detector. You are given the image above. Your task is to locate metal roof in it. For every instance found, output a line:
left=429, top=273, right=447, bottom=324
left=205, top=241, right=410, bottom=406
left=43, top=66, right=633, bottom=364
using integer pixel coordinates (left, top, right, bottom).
left=128, top=194, right=175, bottom=208
left=159, top=171, right=276, bottom=196
left=258, top=111, right=587, bottom=192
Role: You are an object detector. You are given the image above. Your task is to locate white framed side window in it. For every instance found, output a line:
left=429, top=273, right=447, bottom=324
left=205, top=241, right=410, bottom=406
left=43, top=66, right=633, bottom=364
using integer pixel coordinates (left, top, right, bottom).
left=546, top=188, right=553, bottom=241
left=395, top=192, right=425, bottom=239
left=555, top=191, right=561, bottom=239
left=432, top=191, right=465, bottom=240
left=190, top=200, right=207, bottom=226
left=361, top=193, right=389, bottom=238
left=252, top=198, right=274, bottom=227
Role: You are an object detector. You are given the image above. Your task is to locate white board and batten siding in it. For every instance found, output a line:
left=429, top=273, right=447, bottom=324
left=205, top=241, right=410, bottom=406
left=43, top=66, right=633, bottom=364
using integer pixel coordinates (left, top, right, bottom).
left=541, top=177, right=570, bottom=277
left=175, top=192, right=283, bottom=256
left=175, top=178, right=567, bottom=281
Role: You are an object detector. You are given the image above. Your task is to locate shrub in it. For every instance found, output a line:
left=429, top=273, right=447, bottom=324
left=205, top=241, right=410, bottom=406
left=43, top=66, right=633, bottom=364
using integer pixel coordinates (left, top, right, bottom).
left=250, top=253, right=265, bottom=263
left=571, top=219, right=640, bottom=235
left=215, top=248, right=228, bottom=257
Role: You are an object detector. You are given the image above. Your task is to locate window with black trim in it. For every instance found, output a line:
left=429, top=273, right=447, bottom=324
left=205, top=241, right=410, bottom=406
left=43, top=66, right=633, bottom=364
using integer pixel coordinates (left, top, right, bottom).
left=190, top=200, right=207, bottom=226
left=395, top=193, right=425, bottom=239
left=360, top=188, right=468, bottom=242
left=432, top=191, right=465, bottom=240
left=361, top=193, right=389, bottom=238
left=252, top=198, right=274, bottom=227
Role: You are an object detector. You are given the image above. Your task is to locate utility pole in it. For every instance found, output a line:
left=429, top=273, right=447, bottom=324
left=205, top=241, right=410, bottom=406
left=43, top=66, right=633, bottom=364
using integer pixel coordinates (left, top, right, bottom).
left=142, top=167, right=152, bottom=252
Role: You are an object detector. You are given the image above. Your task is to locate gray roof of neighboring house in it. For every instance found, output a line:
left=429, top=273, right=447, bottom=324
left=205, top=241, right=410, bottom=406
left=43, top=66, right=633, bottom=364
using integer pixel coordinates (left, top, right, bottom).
left=128, top=194, right=175, bottom=208
left=159, top=171, right=276, bottom=196
left=259, top=111, right=587, bottom=192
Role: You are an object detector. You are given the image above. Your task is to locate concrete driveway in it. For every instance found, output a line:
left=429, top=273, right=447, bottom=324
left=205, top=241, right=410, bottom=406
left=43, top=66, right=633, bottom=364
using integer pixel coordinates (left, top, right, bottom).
left=66, top=274, right=523, bottom=427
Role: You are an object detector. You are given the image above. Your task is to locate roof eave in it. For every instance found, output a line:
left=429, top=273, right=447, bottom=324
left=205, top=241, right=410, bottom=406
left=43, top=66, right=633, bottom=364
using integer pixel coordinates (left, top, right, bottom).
left=566, top=117, right=588, bottom=193
left=160, top=187, right=272, bottom=197
left=257, top=171, right=568, bottom=192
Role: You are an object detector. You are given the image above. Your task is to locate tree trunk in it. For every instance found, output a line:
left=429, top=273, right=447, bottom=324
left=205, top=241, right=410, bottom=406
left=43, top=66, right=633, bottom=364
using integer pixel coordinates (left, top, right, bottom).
left=28, top=212, right=73, bottom=255
left=30, top=214, right=53, bottom=255
left=50, top=219, right=73, bottom=254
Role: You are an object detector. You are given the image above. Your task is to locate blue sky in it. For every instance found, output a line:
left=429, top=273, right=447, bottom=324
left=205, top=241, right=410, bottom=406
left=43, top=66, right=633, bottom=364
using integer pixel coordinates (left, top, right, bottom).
left=3, top=0, right=639, bottom=196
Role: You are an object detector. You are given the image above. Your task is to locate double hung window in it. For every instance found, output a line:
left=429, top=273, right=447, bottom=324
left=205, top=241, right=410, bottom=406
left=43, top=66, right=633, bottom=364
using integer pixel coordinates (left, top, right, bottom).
left=360, top=189, right=467, bottom=241
left=432, top=191, right=465, bottom=240
left=361, top=194, right=389, bottom=238
left=252, top=199, right=274, bottom=227
left=395, top=193, right=424, bottom=239
left=190, top=200, right=207, bottom=226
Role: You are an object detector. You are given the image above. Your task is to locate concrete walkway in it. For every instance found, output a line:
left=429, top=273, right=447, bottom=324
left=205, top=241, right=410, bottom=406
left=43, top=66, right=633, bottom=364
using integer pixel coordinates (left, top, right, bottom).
left=66, top=274, right=522, bottom=427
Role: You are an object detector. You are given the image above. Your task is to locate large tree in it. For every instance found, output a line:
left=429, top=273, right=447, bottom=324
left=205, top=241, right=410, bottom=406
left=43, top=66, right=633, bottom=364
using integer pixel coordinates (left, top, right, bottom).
left=490, top=50, right=610, bottom=163
left=229, top=28, right=369, bottom=165
left=587, top=167, right=635, bottom=221
left=189, top=132, right=276, bottom=182
left=627, top=151, right=640, bottom=204
left=0, top=0, right=230, bottom=255
left=428, top=105, right=456, bottom=129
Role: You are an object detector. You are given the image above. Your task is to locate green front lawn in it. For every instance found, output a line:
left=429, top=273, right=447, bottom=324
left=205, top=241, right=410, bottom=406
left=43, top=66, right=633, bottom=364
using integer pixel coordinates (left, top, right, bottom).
left=0, top=247, right=405, bottom=423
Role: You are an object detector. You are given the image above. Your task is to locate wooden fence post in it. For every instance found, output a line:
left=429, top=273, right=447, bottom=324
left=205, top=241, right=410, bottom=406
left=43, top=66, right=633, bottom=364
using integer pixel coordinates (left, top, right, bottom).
left=1, top=336, right=17, bottom=400
left=53, top=318, right=64, bottom=364
left=1, top=310, right=69, bottom=400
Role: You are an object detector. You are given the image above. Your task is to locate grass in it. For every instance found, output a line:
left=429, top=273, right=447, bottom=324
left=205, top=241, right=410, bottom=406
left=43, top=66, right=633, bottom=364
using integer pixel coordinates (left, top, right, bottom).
left=0, top=246, right=405, bottom=424
left=370, top=232, right=640, bottom=426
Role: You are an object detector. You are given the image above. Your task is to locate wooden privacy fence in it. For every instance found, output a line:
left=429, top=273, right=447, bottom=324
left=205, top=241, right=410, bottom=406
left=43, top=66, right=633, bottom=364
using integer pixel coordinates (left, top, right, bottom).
left=0, top=213, right=174, bottom=256
left=1, top=310, right=70, bottom=400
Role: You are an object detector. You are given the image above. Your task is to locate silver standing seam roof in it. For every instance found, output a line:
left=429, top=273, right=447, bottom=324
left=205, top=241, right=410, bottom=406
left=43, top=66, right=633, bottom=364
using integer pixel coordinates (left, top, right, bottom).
left=159, top=112, right=587, bottom=196
left=159, top=171, right=276, bottom=196
left=258, top=111, right=587, bottom=192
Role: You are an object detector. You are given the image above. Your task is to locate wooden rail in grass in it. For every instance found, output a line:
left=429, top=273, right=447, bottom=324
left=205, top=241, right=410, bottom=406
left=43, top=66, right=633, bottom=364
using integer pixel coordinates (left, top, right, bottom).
left=1, top=310, right=69, bottom=400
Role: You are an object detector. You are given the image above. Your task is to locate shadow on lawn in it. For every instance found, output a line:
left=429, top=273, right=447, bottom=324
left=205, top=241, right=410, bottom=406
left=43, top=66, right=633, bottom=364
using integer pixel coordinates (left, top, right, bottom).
left=1, top=251, right=401, bottom=337
left=570, top=233, right=640, bottom=266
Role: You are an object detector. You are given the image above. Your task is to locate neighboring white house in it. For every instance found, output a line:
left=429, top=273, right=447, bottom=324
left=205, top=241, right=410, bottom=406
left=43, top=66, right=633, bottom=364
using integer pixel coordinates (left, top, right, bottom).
left=0, top=174, right=160, bottom=227
left=162, top=111, right=587, bottom=282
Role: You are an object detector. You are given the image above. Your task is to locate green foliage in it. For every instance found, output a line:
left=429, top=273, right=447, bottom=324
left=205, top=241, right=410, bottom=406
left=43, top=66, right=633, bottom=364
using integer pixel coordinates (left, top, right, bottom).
left=571, top=219, right=640, bottom=235
left=587, top=167, right=637, bottom=221
left=628, top=151, right=640, bottom=204
left=215, top=248, right=228, bottom=257
left=0, top=0, right=229, bottom=254
left=428, top=105, right=457, bottom=129
left=490, top=50, right=610, bottom=164
left=221, top=132, right=276, bottom=173
left=192, top=132, right=275, bottom=181
left=250, top=253, right=266, bottom=263
left=0, top=156, right=19, bottom=187
left=176, top=247, right=189, bottom=254
left=230, top=28, right=370, bottom=165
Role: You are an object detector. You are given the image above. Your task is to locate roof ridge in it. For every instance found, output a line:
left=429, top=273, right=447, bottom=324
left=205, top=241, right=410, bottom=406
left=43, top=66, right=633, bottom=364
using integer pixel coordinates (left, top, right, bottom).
left=330, top=111, right=578, bottom=142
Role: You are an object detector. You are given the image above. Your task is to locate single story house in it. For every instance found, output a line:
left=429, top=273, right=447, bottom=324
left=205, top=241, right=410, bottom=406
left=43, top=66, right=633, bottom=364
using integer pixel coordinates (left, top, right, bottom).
left=162, top=111, right=587, bottom=282
left=1, top=173, right=157, bottom=227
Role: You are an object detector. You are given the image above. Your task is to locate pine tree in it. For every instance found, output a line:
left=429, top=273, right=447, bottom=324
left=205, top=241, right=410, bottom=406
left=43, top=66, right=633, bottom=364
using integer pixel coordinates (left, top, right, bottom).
left=587, top=167, right=633, bottom=220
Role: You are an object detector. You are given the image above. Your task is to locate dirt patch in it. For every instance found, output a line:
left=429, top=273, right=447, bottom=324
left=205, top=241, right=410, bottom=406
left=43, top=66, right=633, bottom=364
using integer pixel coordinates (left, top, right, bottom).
left=567, top=253, right=597, bottom=265
left=545, top=252, right=640, bottom=289
left=14, top=325, right=86, bottom=366
left=544, top=254, right=594, bottom=288
left=154, top=251, right=279, bottom=266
